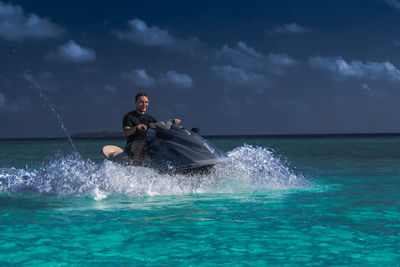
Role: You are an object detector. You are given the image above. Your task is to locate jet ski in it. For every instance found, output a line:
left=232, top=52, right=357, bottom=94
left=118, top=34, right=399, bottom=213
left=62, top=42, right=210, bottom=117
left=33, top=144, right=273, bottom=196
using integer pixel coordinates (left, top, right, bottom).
left=101, top=120, right=227, bottom=174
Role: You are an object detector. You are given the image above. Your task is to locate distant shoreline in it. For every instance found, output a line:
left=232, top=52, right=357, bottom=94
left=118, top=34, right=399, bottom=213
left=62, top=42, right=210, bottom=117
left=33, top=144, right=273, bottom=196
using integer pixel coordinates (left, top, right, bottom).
left=2, top=132, right=400, bottom=142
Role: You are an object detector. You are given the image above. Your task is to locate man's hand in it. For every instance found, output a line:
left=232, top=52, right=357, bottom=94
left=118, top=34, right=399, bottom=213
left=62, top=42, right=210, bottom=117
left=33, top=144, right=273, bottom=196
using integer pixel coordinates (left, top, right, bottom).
left=173, top=119, right=181, bottom=124
left=137, top=124, right=147, bottom=131
left=123, top=124, right=147, bottom=136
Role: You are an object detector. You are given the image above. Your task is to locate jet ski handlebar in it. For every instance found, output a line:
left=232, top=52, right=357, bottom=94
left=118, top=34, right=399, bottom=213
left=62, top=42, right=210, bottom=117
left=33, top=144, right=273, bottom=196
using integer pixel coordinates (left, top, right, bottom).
left=148, top=119, right=176, bottom=130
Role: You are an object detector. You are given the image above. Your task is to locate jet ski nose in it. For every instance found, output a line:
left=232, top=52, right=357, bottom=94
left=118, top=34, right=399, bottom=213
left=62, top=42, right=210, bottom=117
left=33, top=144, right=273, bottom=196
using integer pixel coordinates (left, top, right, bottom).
left=191, top=127, right=200, bottom=134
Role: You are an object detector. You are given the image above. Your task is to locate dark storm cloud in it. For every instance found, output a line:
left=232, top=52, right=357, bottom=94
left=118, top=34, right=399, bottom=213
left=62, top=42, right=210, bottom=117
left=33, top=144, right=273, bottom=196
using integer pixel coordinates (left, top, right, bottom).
left=266, top=23, right=310, bottom=35
left=46, top=40, right=96, bottom=63
left=309, top=56, right=400, bottom=83
left=0, top=1, right=64, bottom=41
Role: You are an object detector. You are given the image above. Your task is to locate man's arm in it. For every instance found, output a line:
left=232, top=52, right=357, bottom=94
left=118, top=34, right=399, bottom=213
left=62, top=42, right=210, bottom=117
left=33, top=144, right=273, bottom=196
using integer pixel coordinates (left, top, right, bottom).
left=123, top=126, right=136, bottom=137
left=123, top=124, right=147, bottom=136
left=147, top=114, right=179, bottom=124
left=122, top=113, right=141, bottom=136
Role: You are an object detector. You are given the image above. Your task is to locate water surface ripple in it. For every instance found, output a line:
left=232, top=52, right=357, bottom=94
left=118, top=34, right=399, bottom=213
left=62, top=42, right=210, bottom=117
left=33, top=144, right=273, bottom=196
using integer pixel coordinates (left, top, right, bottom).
left=0, top=138, right=399, bottom=265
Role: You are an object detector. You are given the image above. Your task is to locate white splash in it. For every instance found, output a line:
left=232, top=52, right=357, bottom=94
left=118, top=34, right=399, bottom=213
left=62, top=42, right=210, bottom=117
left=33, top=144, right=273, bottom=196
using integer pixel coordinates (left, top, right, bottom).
left=0, top=145, right=308, bottom=199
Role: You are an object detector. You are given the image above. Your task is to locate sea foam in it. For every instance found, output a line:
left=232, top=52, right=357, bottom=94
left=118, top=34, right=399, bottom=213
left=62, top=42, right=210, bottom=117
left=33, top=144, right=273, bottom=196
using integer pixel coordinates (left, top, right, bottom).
left=0, top=145, right=307, bottom=199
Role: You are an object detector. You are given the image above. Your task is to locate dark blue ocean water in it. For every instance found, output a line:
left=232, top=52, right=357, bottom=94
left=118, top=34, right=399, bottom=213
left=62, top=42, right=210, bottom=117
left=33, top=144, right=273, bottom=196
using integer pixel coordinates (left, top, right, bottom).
left=1, top=137, right=400, bottom=265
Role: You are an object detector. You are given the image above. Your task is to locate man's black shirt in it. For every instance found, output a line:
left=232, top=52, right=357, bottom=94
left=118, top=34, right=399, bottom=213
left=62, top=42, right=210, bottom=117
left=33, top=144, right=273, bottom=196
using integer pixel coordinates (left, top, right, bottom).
left=123, top=110, right=157, bottom=141
left=122, top=111, right=157, bottom=144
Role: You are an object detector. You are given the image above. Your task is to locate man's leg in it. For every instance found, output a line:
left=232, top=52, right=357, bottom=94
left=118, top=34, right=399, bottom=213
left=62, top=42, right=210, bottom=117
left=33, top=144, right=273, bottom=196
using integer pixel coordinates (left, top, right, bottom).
left=129, top=139, right=147, bottom=164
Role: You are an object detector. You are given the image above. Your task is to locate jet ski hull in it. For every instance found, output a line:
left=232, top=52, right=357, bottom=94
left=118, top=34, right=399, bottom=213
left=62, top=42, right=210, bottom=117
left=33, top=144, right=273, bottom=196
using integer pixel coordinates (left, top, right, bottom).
left=101, top=123, right=227, bottom=174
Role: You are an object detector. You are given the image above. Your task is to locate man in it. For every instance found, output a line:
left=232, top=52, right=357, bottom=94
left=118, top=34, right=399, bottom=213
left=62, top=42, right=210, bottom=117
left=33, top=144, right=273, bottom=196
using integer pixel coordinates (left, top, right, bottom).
left=122, top=92, right=180, bottom=162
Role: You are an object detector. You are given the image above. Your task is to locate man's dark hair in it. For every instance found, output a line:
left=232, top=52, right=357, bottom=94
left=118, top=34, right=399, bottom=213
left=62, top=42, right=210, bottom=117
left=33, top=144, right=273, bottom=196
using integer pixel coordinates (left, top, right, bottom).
left=135, top=92, right=148, bottom=102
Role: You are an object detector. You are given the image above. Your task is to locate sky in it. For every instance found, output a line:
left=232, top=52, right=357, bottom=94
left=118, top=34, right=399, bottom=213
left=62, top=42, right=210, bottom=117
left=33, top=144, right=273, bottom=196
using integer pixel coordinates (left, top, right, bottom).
left=1, top=0, right=400, bottom=138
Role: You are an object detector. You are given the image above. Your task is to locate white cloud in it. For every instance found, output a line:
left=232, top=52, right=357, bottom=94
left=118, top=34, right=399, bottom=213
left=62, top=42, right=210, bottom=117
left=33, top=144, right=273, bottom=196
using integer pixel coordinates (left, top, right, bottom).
left=267, top=23, right=309, bottom=35
left=113, top=18, right=175, bottom=47
left=218, top=42, right=296, bottom=72
left=104, top=85, right=117, bottom=94
left=220, top=41, right=265, bottom=70
left=112, top=18, right=204, bottom=58
left=361, top=83, right=371, bottom=91
left=162, top=70, right=193, bottom=89
left=122, top=69, right=193, bottom=89
left=0, top=91, right=27, bottom=112
left=386, top=0, right=400, bottom=10
left=211, top=65, right=270, bottom=90
left=361, top=83, right=385, bottom=97
left=212, top=42, right=296, bottom=90
left=0, top=1, right=63, bottom=41
left=122, top=69, right=156, bottom=87
left=0, top=91, right=5, bottom=107
left=309, top=56, right=400, bottom=82
left=268, top=53, right=297, bottom=66
left=46, top=40, right=96, bottom=63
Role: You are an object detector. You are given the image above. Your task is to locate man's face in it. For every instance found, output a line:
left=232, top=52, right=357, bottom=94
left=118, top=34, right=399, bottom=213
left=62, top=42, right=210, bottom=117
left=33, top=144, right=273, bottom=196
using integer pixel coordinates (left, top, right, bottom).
left=135, top=96, right=149, bottom=113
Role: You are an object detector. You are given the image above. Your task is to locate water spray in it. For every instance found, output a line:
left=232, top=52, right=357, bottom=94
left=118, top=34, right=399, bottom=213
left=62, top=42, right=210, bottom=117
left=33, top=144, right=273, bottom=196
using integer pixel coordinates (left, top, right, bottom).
left=23, top=71, right=77, bottom=152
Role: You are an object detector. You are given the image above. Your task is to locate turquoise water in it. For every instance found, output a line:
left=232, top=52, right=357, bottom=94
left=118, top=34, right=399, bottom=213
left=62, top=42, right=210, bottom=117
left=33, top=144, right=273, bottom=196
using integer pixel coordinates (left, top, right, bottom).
left=1, top=137, right=400, bottom=265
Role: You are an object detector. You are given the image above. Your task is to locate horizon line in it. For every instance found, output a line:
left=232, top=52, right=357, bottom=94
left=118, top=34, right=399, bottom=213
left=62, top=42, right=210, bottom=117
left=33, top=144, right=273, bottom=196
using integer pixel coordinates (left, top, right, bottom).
left=2, top=132, right=400, bottom=141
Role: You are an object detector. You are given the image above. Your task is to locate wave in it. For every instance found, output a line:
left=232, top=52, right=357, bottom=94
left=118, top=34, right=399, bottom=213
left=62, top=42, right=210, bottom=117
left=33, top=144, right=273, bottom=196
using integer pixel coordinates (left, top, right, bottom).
left=0, top=145, right=308, bottom=199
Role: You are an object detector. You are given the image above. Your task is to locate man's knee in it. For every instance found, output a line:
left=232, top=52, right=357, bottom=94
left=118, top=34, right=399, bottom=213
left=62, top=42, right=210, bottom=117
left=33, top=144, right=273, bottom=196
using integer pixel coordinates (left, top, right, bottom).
left=128, top=139, right=146, bottom=160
